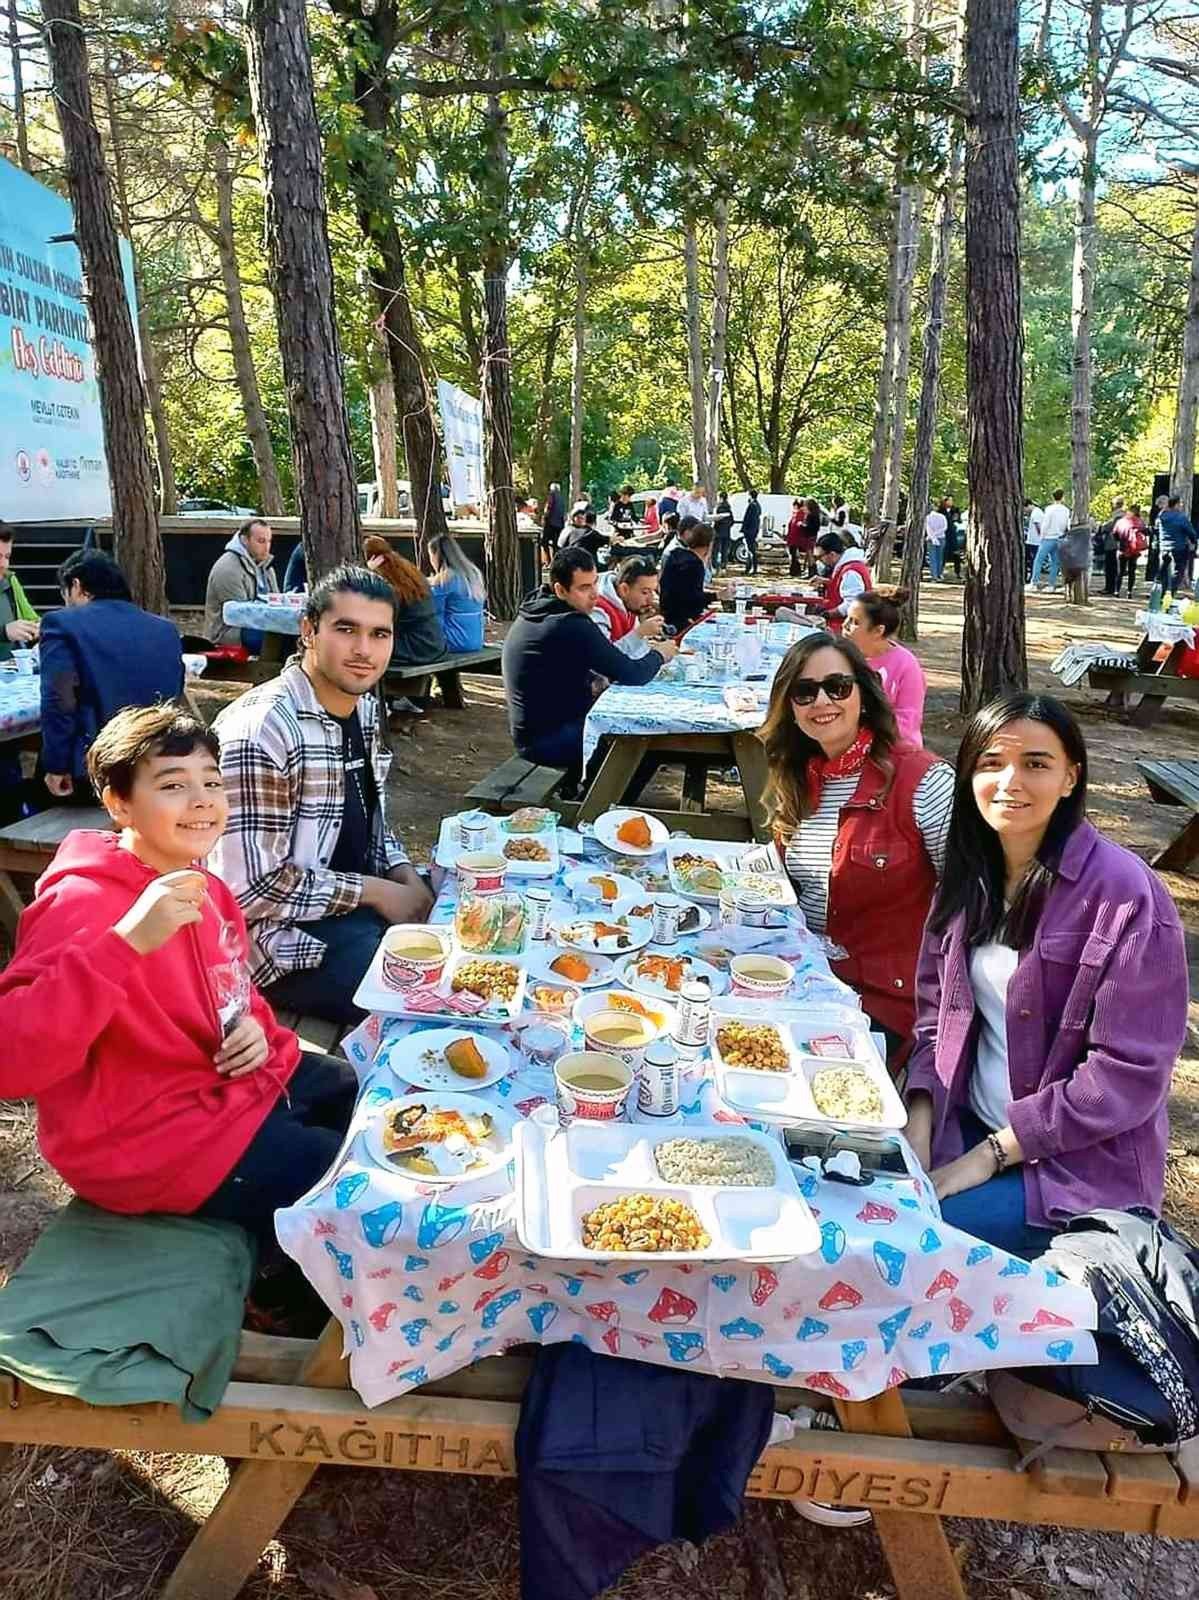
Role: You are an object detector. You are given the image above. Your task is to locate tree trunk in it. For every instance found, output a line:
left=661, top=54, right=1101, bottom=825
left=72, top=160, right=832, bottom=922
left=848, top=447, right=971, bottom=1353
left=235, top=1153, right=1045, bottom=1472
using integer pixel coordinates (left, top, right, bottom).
left=528, top=318, right=563, bottom=508
left=900, top=2, right=966, bottom=641
left=100, top=57, right=178, bottom=517
left=866, top=192, right=903, bottom=535
left=704, top=199, right=730, bottom=504
left=212, top=136, right=285, bottom=517
left=960, top=0, right=1027, bottom=709
left=1068, top=0, right=1103, bottom=524
left=877, top=183, right=925, bottom=579
left=244, top=0, right=359, bottom=578
left=1170, top=181, right=1199, bottom=516
left=683, top=220, right=708, bottom=486
left=568, top=158, right=594, bottom=509
left=368, top=332, right=399, bottom=519
left=481, top=70, right=521, bottom=620
left=42, top=0, right=164, bottom=613
left=7, top=0, right=30, bottom=170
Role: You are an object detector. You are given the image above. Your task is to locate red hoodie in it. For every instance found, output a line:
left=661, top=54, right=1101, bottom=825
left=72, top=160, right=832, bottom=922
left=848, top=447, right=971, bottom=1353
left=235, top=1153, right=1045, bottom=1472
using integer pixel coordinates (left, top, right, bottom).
left=0, top=830, right=300, bottom=1214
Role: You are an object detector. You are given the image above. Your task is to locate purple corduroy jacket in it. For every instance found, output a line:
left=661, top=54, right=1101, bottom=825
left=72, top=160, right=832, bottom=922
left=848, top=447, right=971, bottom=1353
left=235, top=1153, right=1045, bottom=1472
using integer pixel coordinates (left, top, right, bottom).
left=906, top=821, right=1189, bottom=1230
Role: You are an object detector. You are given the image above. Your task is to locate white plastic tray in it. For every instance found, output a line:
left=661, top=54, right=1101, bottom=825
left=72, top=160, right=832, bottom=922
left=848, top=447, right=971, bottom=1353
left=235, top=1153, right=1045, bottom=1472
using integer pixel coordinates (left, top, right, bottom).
left=433, top=814, right=560, bottom=878
left=354, top=944, right=528, bottom=1024
left=514, top=1118, right=820, bottom=1262
left=666, top=838, right=795, bottom=905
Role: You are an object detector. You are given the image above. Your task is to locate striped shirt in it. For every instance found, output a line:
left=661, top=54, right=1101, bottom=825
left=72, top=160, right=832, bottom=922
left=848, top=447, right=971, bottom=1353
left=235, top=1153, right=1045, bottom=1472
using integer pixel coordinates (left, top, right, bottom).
left=209, top=662, right=409, bottom=987
left=784, top=762, right=955, bottom=933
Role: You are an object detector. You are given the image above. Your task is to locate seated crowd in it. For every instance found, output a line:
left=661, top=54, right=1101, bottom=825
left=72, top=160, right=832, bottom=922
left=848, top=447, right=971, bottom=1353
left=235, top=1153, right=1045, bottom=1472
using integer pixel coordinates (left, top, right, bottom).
left=0, top=531, right=1189, bottom=1287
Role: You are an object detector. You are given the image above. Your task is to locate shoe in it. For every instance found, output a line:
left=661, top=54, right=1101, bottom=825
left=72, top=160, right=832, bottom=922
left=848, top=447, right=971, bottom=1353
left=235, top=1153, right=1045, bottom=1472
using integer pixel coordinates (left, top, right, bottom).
left=790, top=1407, right=873, bottom=1528
left=390, top=696, right=424, bottom=716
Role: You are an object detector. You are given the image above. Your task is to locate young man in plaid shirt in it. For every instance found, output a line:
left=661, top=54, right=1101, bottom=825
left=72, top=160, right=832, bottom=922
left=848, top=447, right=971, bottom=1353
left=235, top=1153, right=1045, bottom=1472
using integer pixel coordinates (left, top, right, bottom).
left=210, top=565, right=433, bottom=1022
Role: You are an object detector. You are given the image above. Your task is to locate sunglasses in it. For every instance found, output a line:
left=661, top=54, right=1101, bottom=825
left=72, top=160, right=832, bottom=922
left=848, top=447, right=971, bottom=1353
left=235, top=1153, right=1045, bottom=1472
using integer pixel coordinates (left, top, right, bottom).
left=790, top=673, right=857, bottom=706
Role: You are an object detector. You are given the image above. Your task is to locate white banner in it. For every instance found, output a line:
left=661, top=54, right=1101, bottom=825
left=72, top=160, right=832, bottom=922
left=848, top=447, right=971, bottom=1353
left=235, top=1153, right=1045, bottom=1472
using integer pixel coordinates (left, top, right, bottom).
left=436, top=378, right=484, bottom=515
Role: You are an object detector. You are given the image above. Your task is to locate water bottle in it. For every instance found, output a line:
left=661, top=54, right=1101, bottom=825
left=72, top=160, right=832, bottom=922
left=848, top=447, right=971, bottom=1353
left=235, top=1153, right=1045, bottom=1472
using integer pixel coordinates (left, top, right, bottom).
left=1148, top=582, right=1163, bottom=614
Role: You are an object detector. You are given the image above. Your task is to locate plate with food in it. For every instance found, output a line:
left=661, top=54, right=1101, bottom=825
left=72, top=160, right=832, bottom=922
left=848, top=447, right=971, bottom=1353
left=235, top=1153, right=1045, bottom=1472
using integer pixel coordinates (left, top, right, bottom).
left=666, top=838, right=795, bottom=906
left=526, top=979, right=582, bottom=1017
left=354, top=946, right=528, bottom=1023
left=550, top=901, right=654, bottom=954
left=382, top=1028, right=512, bottom=1093
left=593, top=808, right=669, bottom=857
left=527, top=948, right=617, bottom=990
left=615, top=949, right=727, bottom=999
left=514, top=1117, right=819, bottom=1261
left=366, top=1093, right=516, bottom=1184
left=499, top=829, right=560, bottom=878
left=500, top=806, right=558, bottom=835
left=563, top=868, right=643, bottom=906
left=572, top=987, right=675, bottom=1040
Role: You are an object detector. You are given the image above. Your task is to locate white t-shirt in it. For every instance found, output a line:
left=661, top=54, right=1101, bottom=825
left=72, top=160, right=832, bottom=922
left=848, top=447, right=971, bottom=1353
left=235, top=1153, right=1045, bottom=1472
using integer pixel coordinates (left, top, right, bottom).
left=677, top=492, right=709, bottom=522
left=1040, top=501, right=1070, bottom=540
left=924, top=510, right=947, bottom=543
left=968, top=941, right=1019, bottom=1131
left=1025, top=505, right=1044, bottom=543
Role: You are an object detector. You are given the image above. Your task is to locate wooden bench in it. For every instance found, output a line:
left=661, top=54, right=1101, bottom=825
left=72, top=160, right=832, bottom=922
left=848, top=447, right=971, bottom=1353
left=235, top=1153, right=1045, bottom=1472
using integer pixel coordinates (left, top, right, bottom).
left=0, top=805, right=113, bottom=937
left=1138, top=757, right=1199, bottom=873
left=383, top=645, right=503, bottom=711
left=465, top=754, right=571, bottom=816
left=2, top=1322, right=1196, bottom=1600
left=1088, top=634, right=1199, bottom=728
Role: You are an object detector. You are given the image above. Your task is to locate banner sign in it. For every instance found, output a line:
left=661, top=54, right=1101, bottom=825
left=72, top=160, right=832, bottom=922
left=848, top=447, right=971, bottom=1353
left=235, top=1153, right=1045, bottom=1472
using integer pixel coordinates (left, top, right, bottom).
left=0, top=157, right=135, bottom=520
left=436, top=378, right=484, bottom=514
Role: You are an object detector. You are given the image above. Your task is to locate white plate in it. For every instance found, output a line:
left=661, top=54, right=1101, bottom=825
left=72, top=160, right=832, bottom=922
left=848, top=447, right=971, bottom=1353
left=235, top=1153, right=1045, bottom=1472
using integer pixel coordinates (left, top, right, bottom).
left=433, top=815, right=559, bottom=878
left=527, top=947, right=617, bottom=990
left=382, top=1028, right=513, bottom=1093
left=572, top=988, right=676, bottom=1040
left=550, top=895, right=654, bottom=954
left=364, top=1093, right=516, bottom=1186
left=615, top=948, right=728, bottom=1001
left=514, top=1118, right=820, bottom=1261
left=666, top=838, right=794, bottom=906
left=563, top=868, right=644, bottom=906
left=354, top=944, right=528, bottom=1024
left=593, top=808, right=669, bottom=857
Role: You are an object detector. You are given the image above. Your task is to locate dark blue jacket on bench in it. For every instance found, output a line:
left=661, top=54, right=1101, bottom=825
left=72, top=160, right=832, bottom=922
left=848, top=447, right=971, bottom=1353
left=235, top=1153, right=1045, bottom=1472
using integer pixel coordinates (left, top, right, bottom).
left=39, top=599, right=184, bottom=780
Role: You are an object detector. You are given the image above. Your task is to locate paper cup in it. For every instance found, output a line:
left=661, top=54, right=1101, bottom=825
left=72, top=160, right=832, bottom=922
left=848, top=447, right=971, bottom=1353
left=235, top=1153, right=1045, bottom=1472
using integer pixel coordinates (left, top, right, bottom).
left=516, top=1018, right=571, bottom=1070
left=457, top=851, right=508, bottom=896
left=729, top=953, right=794, bottom=1000
left=582, top=1008, right=654, bottom=1075
left=554, top=1051, right=633, bottom=1123
left=380, top=926, right=450, bottom=990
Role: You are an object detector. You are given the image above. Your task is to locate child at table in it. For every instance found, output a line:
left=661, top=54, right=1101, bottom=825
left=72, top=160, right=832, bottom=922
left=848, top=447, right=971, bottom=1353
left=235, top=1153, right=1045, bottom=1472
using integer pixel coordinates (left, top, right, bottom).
left=0, top=703, right=357, bottom=1253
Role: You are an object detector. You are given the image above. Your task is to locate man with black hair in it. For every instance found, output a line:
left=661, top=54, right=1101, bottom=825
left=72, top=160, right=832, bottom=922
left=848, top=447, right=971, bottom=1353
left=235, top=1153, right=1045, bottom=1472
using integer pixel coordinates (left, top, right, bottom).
left=211, top=564, right=433, bottom=1023
left=204, top=517, right=279, bottom=649
left=0, top=522, right=39, bottom=661
left=562, top=507, right=611, bottom=563
left=40, top=549, right=184, bottom=800
left=740, top=488, right=762, bottom=575
left=593, top=555, right=667, bottom=657
left=502, top=546, right=678, bottom=778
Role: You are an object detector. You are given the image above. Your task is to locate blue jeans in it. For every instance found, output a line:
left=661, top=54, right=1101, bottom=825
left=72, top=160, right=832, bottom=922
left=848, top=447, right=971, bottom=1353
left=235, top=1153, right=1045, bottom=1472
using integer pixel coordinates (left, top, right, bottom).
left=938, top=1111, right=1055, bottom=1261
left=928, top=541, right=945, bottom=580
left=1030, top=539, right=1060, bottom=588
left=262, top=906, right=389, bottom=1024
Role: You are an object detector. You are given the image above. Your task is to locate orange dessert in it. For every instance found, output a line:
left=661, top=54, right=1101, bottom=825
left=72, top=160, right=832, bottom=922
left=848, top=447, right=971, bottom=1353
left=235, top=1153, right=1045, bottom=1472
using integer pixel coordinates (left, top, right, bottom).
left=616, top=815, right=652, bottom=849
left=445, top=1037, right=488, bottom=1080
left=550, top=952, right=592, bottom=983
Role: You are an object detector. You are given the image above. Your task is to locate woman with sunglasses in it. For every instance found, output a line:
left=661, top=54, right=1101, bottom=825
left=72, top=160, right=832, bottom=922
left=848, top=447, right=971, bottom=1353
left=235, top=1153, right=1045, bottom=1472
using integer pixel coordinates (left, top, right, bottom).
left=904, top=694, right=1187, bottom=1256
left=760, top=633, right=953, bottom=1062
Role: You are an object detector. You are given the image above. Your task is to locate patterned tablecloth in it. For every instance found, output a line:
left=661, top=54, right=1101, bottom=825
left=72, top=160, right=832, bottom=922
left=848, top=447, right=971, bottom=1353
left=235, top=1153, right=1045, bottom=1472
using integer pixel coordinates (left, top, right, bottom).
left=223, top=599, right=304, bottom=635
left=581, top=618, right=817, bottom=769
left=1049, top=642, right=1138, bottom=688
left=0, top=674, right=40, bottom=741
left=276, top=833, right=1096, bottom=1410
left=1136, top=610, right=1196, bottom=648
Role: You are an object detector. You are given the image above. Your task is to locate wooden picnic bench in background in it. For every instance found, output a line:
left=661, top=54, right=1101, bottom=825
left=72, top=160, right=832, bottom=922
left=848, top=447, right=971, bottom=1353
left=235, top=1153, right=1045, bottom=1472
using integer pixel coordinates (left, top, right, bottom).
left=0, top=805, right=112, bottom=938
left=1138, top=758, right=1199, bottom=874
left=1088, top=635, right=1199, bottom=728
left=382, top=645, right=503, bottom=710
left=2, top=1320, right=1197, bottom=1600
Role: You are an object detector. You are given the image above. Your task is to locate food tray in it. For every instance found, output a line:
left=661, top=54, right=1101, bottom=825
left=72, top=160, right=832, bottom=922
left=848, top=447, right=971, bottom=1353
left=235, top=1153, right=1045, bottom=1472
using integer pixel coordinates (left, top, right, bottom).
left=666, top=838, right=795, bottom=905
left=354, top=944, right=528, bottom=1023
left=433, top=815, right=559, bottom=878
left=514, top=1118, right=820, bottom=1261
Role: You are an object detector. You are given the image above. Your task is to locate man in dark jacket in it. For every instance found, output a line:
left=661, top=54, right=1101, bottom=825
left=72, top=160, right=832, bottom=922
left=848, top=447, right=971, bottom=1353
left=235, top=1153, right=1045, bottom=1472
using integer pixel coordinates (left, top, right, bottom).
left=740, top=489, right=762, bottom=574
left=659, top=522, right=715, bottom=631
left=40, top=550, right=184, bottom=800
left=1159, top=496, right=1198, bottom=595
left=502, top=547, right=678, bottom=777
left=541, top=482, right=566, bottom=565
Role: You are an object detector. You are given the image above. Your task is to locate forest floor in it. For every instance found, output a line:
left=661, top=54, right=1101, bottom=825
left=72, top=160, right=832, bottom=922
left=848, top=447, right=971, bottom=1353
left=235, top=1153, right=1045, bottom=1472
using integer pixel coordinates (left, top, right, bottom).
left=1, top=565, right=1198, bottom=1600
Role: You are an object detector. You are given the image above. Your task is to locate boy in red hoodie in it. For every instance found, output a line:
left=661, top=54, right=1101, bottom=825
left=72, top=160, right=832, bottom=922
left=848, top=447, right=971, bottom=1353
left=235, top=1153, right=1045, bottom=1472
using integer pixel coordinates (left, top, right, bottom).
left=0, top=703, right=357, bottom=1251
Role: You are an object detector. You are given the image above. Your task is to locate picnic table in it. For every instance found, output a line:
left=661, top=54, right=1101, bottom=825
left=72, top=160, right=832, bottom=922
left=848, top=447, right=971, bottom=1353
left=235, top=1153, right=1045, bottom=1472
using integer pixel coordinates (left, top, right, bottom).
left=1056, top=610, right=1199, bottom=727
left=0, top=673, right=40, bottom=743
left=578, top=617, right=815, bottom=840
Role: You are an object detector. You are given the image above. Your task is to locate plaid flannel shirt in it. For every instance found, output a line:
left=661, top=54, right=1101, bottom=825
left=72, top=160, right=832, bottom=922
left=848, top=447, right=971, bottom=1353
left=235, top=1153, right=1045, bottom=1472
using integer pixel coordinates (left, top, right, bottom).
left=209, top=662, right=409, bottom=987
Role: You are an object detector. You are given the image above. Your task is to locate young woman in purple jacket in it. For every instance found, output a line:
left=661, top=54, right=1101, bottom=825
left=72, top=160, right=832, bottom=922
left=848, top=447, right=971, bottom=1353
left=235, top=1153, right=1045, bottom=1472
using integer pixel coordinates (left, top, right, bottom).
left=905, top=692, right=1188, bottom=1258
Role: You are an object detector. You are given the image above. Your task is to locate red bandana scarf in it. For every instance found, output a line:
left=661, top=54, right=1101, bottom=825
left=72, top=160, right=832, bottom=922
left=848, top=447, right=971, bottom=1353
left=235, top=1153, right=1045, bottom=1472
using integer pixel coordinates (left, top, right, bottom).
left=806, top=727, right=874, bottom=807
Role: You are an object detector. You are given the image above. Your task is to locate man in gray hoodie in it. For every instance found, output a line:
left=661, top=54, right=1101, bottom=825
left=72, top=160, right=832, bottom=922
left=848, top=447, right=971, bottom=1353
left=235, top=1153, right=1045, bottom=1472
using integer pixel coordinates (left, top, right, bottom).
left=203, top=519, right=279, bottom=648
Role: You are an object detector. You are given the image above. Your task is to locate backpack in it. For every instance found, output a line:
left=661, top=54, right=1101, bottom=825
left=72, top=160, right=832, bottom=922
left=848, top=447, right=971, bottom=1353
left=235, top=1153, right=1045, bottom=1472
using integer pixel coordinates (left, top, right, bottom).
left=1120, top=524, right=1148, bottom=557
left=987, top=1209, right=1199, bottom=1458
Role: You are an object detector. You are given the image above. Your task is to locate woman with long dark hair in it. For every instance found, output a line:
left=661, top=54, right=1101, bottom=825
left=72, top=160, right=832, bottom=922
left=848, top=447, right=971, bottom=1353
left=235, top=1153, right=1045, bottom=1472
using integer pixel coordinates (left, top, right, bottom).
left=906, top=692, right=1187, bottom=1256
left=759, top=632, right=953, bottom=1061
left=843, top=588, right=926, bottom=745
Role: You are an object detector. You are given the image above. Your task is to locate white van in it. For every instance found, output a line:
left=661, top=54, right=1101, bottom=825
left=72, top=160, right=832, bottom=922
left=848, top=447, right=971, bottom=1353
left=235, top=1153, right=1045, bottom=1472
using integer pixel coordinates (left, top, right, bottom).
left=358, top=481, right=413, bottom=518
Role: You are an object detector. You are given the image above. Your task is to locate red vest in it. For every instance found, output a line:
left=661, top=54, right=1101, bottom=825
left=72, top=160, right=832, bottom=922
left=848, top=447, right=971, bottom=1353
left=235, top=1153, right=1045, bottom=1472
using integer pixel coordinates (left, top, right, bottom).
left=594, top=592, right=636, bottom=642
left=822, top=558, right=872, bottom=633
left=824, top=745, right=941, bottom=1049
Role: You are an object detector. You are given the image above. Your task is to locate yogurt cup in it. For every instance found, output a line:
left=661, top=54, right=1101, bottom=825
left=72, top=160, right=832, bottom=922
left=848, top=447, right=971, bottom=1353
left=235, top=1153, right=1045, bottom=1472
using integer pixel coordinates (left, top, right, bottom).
left=457, top=809, right=493, bottom=851
left=582, top=1008, right=654, bottom=1075
left=380, top=925, right=450, bottom=990
left=554, top=1051, right=634, bottom=1124
left=457, top=851, right=509, bottom=896
left=729, top=953, right=794, bottom=1000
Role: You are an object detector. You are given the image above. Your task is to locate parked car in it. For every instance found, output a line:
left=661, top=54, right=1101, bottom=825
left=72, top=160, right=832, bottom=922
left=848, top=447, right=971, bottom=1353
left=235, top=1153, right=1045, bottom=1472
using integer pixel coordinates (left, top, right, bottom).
left=176, top=497, right=260, bottom=517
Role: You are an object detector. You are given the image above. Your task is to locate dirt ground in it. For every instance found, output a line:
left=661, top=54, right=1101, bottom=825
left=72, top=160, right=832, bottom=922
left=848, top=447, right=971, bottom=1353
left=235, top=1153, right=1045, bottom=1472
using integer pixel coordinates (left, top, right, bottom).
left=1, top=567, right=1197, bottom=1600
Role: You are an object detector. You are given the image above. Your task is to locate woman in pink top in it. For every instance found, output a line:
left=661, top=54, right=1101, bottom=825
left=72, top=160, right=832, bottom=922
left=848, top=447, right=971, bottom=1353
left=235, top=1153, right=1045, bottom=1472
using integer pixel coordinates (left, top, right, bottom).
left=843, top=589, right=926, bottom=744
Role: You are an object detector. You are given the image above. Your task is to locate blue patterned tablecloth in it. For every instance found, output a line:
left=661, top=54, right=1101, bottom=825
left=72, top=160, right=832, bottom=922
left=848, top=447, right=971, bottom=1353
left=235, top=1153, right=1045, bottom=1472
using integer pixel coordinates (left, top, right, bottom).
left=0, top=674, right=40, bottom=742
left=276, top=835, right=1097, bottom=1409
left=223, top=599, right=303, bottom=635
